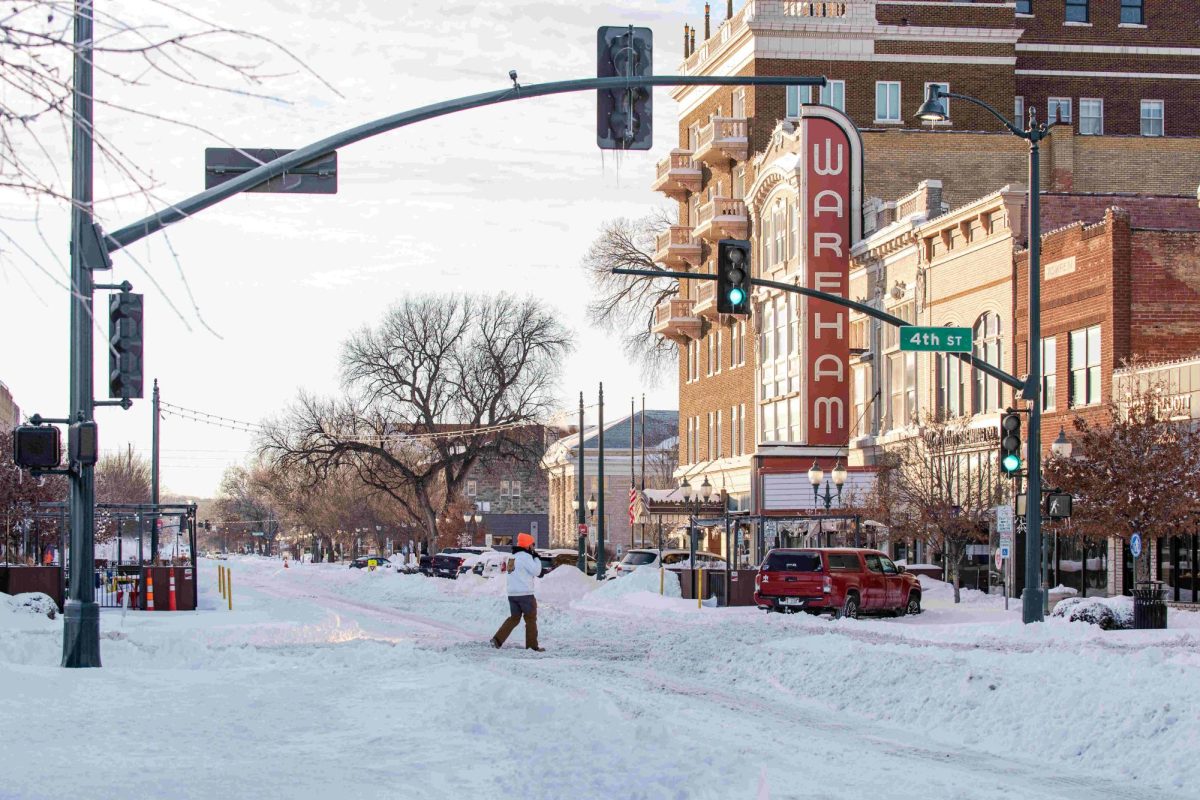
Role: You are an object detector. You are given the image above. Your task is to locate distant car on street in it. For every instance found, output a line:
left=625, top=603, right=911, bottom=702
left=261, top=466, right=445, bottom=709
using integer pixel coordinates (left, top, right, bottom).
left=349, top=555, right=393, bottom=570
left=609, top=548, right=724, bottom=579
left=753, top=548, right=921, bottom=618
left=432, top=547, right=492, bottom=579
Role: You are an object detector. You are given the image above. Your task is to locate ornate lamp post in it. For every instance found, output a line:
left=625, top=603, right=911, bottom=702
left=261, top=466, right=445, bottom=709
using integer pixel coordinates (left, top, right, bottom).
left=808, top=460, right=847, bottom=547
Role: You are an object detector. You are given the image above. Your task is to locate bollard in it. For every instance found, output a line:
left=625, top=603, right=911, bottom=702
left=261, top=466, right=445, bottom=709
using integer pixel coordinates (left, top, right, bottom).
left=168, top=570, right=178, bottom=612
left=146, top=571, right=156, bottom=611
left=227, top=570, right=232, bottom=611
left=219, top=565, right=225, bottom=598
left=660, top=566, right=664, bottom=596
left=698, top=568, right=703, bottom=609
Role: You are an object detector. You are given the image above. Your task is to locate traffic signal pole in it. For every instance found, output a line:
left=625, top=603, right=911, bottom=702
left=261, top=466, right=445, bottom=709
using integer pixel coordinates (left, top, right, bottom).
left=63, top=0, right=100, bottom=668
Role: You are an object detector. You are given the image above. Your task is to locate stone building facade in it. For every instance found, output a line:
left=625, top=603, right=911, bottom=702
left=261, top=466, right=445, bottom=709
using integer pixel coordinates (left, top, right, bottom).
left=0, top=380, right=18, bottom=431
left=461, top=425, right=553, bottom=548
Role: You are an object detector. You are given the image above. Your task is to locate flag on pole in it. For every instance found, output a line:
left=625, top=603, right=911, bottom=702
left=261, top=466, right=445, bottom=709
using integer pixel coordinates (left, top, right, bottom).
left=628, top=486, right=637, bottom=526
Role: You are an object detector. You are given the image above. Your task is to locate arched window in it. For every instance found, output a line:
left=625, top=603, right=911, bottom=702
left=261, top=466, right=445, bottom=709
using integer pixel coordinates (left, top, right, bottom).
left=972, top=312, right=1003, bottom=414
left=938, top=323, right=967, bottom=419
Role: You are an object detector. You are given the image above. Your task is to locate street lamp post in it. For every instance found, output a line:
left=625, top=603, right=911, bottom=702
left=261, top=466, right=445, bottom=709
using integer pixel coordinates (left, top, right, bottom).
left=808, top=460, right=846, bottom=546
left=917, top=86, right=1053, bottom=624
left=680, top=476, right=713, bottom=599
left=462, top=508, right=483, bottom=546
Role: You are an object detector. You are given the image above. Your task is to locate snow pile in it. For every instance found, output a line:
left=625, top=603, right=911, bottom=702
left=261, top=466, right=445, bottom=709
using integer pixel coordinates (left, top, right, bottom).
left=917, top=575, right=1005, bottom=607
left=6, top=592, right=58, bottom=620
left=593, top=565, right=681, bottom=600
left=535, top=565, right=596, bottom=605
left=1051, top=595, right=1135, bottom=630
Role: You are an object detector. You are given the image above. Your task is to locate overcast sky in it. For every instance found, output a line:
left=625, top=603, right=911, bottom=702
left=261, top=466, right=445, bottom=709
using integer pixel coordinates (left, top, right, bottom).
left=0, top=0, right=705, bottom=497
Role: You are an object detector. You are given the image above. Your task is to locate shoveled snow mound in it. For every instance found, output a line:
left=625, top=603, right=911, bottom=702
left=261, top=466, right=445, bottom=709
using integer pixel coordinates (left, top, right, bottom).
left=918, top=575, right=1005, bottom=607
left=601, top=565, right=681, bottom=599
left=6, top=592, right=58, bottom=619
left=536, top=565, right=597, bottom=605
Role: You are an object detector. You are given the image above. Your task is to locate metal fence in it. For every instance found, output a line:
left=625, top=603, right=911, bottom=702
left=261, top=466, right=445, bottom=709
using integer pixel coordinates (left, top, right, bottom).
left=94, top=567, right=142, bottom=609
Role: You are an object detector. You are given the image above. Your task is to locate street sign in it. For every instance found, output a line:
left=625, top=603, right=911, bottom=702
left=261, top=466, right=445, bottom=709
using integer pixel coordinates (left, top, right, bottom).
left=251, top=531, right=264, bottom=537
left=1045, top=492, right=1073, bottom=519
left=204, top=148, right=337, bottom=194
left=899, top=326, right=972, bottom=352
left=577, top=523, right=588, bottom=536
left=1131, top=533, right=1143, bottom=558
left=1000, top=545, right=1011, bottom=559
left=994, top=549, right=1003, bottom=570
left=995, top=505, right=1013, bottom=535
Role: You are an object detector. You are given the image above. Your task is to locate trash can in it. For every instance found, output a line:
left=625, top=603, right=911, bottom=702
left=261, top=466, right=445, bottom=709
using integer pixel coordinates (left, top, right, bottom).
left=1132, top=582, right=1168, bottom=630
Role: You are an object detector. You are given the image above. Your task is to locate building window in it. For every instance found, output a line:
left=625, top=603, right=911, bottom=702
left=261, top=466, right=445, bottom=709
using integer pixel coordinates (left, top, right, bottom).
left=739, top=403, right=747, bottom=453
left=716, top=410, right=723, bottom=459
left=924, top=83, right=949, bottom=120
left=1016, top=0, right=1031, bottom=13
left=1014, top=96, right=1025, bottom=125
left=732, top=166, right=745, bottom=200
left=511, top=480, right=521, bottom=499
left=1141, top=100, right=1164, bottom=136
left=706, top=332, right=715, bottom=377
left=732, top=88, right=746, bottom=118
left=1079, top=98, right=1103, bottom=135
left=466, top=480, right=477, bottom=497
left=972, top=312, right=1003, bottom=414
left=1042, top=337, right=1057, bottom=412
left=1048, top=97, right=1071, bottom=125
left=707, top=412, right=715, bottom=460
left=688, top=123, right=700, bottom=150
left=886, top=352, right=917, bottom=430
left=820, top=80, right=845, bottom=111
left=1069, top=325, right=1101, bottom=407
left=774, top=204, right=786, bottom=265
left=1065, top=0, right=1089, bottom=23
left=939, top=352, right=967, bottom=420
left=500, top=480, right=510, bottom=497
left=786, top=85, right=811, bottom=117
left=715, top=329, right=722, bottom=374
left=875, top=81, right=901, bottom=122
left=1120, top=0, right=1143, bottom=24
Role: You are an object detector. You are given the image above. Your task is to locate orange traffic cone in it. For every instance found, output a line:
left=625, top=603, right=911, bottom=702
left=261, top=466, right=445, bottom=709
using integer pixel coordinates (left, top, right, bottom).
left=146, top=572, right=156, bottom=611
left=168, top=570, right=178, bottom=611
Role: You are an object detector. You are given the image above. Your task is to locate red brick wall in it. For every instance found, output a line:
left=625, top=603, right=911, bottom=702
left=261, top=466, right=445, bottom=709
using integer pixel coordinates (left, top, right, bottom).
left=1130, top=229, right=1200, bottom=359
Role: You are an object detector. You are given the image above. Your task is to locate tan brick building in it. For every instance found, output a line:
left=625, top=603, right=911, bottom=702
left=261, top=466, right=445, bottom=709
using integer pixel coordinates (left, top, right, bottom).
left=0, top=380, right=18, bottom=431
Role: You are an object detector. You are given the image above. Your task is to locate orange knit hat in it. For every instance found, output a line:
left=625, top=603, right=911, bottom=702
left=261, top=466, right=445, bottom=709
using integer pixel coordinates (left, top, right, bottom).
left=516, top=533, right=535, bottom=549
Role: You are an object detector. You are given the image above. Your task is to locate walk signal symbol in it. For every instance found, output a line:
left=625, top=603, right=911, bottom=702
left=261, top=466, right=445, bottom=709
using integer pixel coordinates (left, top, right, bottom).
left=999, top=413, right=1022, bottom=474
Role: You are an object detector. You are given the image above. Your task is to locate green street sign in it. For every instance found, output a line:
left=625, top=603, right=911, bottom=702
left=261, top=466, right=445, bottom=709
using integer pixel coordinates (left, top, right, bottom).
left=899, top=326, right=972, bottom=352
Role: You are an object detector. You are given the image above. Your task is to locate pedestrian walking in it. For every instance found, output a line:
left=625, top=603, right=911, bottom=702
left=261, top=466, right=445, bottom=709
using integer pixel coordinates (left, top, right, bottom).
left=490, top=532, right=544, bottom=652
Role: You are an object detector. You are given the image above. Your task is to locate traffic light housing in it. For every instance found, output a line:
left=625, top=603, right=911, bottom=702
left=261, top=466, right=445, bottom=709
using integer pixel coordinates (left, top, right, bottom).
left=108, top=291, right=144, bottom=400
left=716, top=239, right=752, bottom=315
left=12, top=425, right=61, bottom=469
left=999, top=412, right=1022, bottom=474
left=596, top=26, right=652, bottom=150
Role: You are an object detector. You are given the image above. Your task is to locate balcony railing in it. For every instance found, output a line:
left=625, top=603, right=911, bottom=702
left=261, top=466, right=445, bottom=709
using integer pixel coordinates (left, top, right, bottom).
left=651, top=297, right=703, bottom=344
left=694, top=197, right=749, bottom=241
left=652, top=149, right=703, bottom=198
left=654, top=225, right=703, bottom=269
left=693, top=117, right=749, bottom=164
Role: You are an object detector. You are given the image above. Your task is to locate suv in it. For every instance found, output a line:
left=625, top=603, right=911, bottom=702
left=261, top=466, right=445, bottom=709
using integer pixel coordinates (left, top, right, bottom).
left=431, top=547, right=492, bottom=579
left=536, top=549, right=597, bottom=577
left=753, top=548, right=921, bottom=618
left=609, top=548, right=724, bottom=579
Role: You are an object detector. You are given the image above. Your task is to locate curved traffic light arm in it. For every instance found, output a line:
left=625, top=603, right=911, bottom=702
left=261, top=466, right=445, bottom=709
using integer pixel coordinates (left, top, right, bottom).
left=103, top=74, right=826, bottom=253
left=613, top=267, right=1024, bottom=391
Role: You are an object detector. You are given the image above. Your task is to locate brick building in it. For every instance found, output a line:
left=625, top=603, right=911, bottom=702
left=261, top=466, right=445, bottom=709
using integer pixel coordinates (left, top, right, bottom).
left=0, top=380, right=18, bottom=431
left=461, top=425, right=553, bottom=548
left=662, top=0, right=1200, bottom=525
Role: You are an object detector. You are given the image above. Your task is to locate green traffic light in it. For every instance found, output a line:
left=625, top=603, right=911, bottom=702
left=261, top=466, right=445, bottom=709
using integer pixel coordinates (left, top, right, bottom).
left=1002, top=454, right=1021, bottom=473
left=728, top=287, right=745, bottom=305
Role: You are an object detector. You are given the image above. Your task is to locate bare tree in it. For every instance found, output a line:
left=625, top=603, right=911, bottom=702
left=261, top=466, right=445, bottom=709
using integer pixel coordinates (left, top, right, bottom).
left=583, top=209, right=679, bottom=378
left=1, top=428, right=66, bottom=562
left=1045, top=379, right=1200, bottom=586
left=95, top=447, right=150, bottom=505
left=2, top=0, right=336, bottom=205
left=873, top=418, right=1004, bottom=602
left=261, top=293, right=572, bottom=548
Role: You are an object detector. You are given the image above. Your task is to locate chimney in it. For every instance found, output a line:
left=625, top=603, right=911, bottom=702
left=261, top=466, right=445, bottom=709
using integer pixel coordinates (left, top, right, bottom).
left=728, top=0, right=734, bottom=20
left=705, top=3, right=711, bottom=39
left=690, top=28, right=696, bottom=53
left=684, top=24, right=690, bottom=57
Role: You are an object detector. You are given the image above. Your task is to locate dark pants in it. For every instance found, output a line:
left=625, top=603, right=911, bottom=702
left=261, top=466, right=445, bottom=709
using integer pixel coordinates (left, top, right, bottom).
left=493, top=595, right=539, bottom=649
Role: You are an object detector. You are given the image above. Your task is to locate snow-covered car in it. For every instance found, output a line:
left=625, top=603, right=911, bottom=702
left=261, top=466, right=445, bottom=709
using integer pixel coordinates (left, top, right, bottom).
left=473, top=551, right=512, bottom=578
left=536, top=548, right=596, bottom=577
left=348, top=555, right=394, bottom=570
left=608, top=548, right=724, bottom=579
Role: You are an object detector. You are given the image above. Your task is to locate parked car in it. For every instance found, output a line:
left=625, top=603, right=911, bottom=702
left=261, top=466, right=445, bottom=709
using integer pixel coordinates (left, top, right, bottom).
left=536, top=548, right=597, bottom=577
left=417, top=554, right=434, bottom=576
left=753, top=548, right=921, bottom=618
left=473, top=551, right=511, bottom=578
left=608, top=548, right=725, bottom=579
left=349, top=555, right=394, bottom=570
left=431, top=547, right=492, bottom=579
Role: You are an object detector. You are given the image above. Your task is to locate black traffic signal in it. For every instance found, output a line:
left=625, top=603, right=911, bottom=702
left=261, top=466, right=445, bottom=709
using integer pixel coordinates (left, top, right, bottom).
left=68, top=421, right=99, bottom=467
left=108, top=291, right=144, bottom=400
left=12, top=425, right=61, bottom=469
left=716, top=239, right=752, bottom=315
left=596, top=25, right=652, bottom=150
left=999, top=412, right=1022, bottom=474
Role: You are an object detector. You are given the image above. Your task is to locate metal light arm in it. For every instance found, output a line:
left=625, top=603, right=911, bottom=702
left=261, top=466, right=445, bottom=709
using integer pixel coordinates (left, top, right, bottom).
left=935, top=90, right=1057, bottom=143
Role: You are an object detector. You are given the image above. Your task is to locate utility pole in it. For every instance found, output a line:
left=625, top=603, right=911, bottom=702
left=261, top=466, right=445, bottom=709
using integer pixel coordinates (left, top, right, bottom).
left=577, top=392, right=586, bottom=573
left=640, top=394, right=646, bottom=548
left=150, top=379, right=160, bottom=563
left=62, top=0, right=101, bottom=668
left=597, top=382, right=606, bottom=579
left=630, top=396, right=635, bottom=556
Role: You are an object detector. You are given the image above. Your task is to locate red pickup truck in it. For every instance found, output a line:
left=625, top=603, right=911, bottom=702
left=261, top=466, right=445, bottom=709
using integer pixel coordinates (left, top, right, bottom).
left=753, top=548, right=921, bottom=618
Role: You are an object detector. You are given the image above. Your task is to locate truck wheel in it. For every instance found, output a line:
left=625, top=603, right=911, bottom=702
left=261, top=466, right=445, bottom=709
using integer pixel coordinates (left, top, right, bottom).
left=905, top=593, right=921, bottom=616
left=839, top=593, right=860, bottom=620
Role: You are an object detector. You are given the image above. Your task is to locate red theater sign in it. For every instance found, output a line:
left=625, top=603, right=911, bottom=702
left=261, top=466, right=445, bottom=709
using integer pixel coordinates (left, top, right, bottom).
left=802, top=110, right=861, bottom=447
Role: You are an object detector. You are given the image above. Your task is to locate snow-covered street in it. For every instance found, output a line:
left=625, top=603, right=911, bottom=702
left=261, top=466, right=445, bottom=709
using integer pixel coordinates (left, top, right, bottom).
left=3, top=558, right=1199, bottom=800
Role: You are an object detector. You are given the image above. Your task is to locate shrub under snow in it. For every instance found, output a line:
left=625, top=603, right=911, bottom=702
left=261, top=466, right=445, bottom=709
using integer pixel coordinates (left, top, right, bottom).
left=1051, top=595, right=1135, bottom=630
